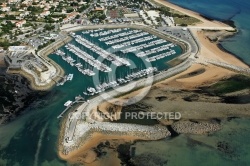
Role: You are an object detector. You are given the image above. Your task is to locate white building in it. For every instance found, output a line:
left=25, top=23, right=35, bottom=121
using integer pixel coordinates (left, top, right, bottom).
left=40, top=11, right=50, bottom=17
left=162, top=16, right=175, bottom=26
left=8, top=0, right=21, bottom=4
left=146, top=10, right=160, bottom=25
left=1, top=7, right=10, bottom=12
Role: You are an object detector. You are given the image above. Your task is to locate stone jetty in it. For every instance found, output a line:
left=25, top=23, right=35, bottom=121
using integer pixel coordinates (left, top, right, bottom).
left=171, top=120, right=221, bottom=134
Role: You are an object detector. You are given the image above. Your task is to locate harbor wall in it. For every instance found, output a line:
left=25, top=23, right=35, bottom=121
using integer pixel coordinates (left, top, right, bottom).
left=62, top=121, right=171, bottom=155
left=8, top=33, right=72, bottom=91
left=6, top=33, right=72, bottom=91
left=60, top=58, right=193, bottom=154
left=59, top=24, right=195, bottom=155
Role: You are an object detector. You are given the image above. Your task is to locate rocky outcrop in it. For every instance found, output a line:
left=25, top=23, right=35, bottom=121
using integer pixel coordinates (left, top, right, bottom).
left=171, top=120, right=221, bottom=134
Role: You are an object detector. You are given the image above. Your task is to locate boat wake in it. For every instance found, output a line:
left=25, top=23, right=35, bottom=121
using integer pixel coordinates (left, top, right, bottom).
left=34, top=122, right=49, bottom=166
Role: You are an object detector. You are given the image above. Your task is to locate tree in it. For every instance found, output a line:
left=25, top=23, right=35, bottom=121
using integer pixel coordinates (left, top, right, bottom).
left=75, top=15, right=80, bottom=19
left=180, top=23, right=187, bottom=27
left=44, top=24, right=55, bottom=31
left=78, top=5, right=89, bottom=12
left=66, top=7, right=74, bottom=13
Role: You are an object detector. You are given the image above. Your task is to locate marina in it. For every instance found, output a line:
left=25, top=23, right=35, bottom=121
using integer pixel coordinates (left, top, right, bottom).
left=74, top=34, right=130, bottom=66
left=2, top=0, right=250, bottom=164
left=50, top=27, right=183, bottom=116
left=65, top=43, right=112, bottom=73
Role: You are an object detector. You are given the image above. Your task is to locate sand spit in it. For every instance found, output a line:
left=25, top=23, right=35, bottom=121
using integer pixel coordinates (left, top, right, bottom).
left=194, top=30, right=249, bottom=68
left=153, top=0, right=233, bottom=29
left=59, top=121, right=170, bottom=161
left=57, top=1, right=250, bottom=164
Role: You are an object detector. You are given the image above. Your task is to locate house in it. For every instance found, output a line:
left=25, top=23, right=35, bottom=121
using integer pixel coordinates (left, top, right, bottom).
left=0, top=14, right=6, bottom=18
left=1, top=6, right=10, bottom=12
left=124, top=13, right=139, bottom=18
left=8, top=0, right=21, bottom=4
left=15, top=20, right=26, bottom=28
left=22, top=0, right=33, bottom=5
left=20, top=11, right=30, bottom=18
left=62, top=12, right=79, bottom=23
left=40, top=11, right=50, bottom=17
left=95, top=7, right=105, bottom=11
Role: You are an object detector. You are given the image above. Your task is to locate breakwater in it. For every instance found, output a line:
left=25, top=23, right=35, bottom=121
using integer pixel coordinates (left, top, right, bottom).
left=6, top=33, right=72, bottom=91
left=60, top=49, right=193, bottom=156
left=62, top=121, right=170, bottom=155
left=58, top=23, right=196, bottom=156
left=172, top=120, right=221, bottom=134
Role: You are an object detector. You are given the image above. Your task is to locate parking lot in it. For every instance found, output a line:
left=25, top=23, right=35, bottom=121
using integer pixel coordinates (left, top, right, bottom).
left=23, top=32, right=64, bottom=49
left=157, top=27, right=199, bottom=54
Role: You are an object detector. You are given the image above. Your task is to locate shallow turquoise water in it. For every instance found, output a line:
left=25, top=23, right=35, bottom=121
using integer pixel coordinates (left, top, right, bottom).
left=51, top=28, right=182, bottom=97
left=0, top=28, right=182, bottom=165
left=133, top=118, right=250, bottom=165
left=168, top=0, right=250, bottom=65
left=0, top=6, right=250, bottom=164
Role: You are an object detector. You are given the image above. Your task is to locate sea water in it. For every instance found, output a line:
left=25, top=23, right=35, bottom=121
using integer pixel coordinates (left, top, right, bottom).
left=133, top=0, right=250, bottom=165
left=0, top=3, right=250, bottom=163
left=168, top=0, right=250, bottom=65
left=133, top=118, right=250, bottom=165
left=0, top=28, right=182, bottom=165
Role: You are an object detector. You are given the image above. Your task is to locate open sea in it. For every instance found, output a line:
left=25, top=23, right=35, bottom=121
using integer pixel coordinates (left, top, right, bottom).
left=168, top=0, right=250, bottom=65
left=0, top=1, right=250, bottom=165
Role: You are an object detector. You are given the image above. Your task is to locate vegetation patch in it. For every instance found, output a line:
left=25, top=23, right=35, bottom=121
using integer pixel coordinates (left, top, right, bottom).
left=203, top=75, right=250, bottom=95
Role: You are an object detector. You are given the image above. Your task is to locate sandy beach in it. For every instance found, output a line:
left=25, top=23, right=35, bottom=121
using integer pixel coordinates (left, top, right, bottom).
left=58, top=1, right=250, bottom=165
left=194, top=30, right=249, bottom=68
left=71, top=46, right=250, bottom=164
left=59, top=132, right=152, bottom=165
left=154, top=0, right=233, bottom=28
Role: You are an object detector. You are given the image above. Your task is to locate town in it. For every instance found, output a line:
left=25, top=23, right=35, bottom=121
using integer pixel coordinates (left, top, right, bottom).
left=0, top=0, right=199, bottom=50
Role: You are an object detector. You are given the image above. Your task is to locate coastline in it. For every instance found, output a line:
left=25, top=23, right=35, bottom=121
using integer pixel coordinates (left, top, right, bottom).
left=57, top=0, right=250, bottom=164
left=0, top=0, right=250, bottom=165
left=6, top=65, right=64, bottom=91
left=152, top=0, right=249, bottom=68
left=217, top=43, right=250, bottom=68
left=58, top=132, right=163, bottom=164
left=194, top=30, right=249, bottom=68
left=6, top=33, right=72, bottom=91
left=153, top=0, right=233, bottom=29
left=58, top=120, right=171, bottom=164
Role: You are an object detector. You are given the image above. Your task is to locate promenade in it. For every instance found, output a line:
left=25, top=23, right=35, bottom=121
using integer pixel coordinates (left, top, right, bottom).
left=197, top=58, right=250, bottom=76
